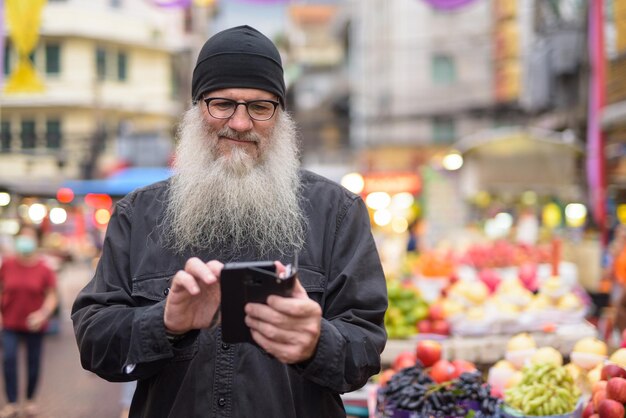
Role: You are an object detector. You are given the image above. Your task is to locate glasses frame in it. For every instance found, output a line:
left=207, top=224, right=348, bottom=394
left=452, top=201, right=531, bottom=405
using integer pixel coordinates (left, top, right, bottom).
left=203, top=97, right=280, bottom=121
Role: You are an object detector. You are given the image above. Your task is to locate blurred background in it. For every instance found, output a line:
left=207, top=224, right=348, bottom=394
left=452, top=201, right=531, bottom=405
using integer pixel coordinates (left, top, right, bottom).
left=0, top=0, right=624, bottom=416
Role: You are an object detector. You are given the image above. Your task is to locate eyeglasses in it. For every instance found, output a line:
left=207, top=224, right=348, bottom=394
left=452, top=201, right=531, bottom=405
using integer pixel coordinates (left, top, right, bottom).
left=203, top=97, right=280, bottom=121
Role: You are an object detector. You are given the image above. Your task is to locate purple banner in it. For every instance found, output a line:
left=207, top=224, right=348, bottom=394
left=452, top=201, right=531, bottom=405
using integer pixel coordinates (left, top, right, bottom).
left=421, top=0, right=478, bottom=10
left=148, top=0, right=192, bottom=8
left=231, top=0, right=289, bottom=3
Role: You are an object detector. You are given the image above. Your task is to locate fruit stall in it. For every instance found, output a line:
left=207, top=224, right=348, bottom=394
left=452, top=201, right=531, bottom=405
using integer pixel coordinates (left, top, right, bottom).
left=382, top=237, right=596, bottom=361
left=357, top=235, right=609, bottom=417
left=368, top=333, right=626, bottom=417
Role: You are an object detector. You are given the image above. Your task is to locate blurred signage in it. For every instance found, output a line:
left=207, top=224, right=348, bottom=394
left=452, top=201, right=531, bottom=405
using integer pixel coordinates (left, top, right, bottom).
left=616, top=0, right=626, bottom=53
left=607, top=56, right=626, bottom=105
left=493, top=0, right=520, bottom=102
left=362, top=172, right=421, bottom=195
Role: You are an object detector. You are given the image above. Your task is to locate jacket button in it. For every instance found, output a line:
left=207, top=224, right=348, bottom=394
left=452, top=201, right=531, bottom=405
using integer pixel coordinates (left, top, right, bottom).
left=222, top=343, right=230, bottom=350
left=163, top=287, right=170, bottom=296
left=217, top=398, right=226, bottom=407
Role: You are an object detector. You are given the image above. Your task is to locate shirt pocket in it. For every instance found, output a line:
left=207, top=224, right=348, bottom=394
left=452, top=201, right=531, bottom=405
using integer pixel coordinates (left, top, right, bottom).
left=297, top=266, right=326, bottom=305
left=131, top=272, right=175, bottom=305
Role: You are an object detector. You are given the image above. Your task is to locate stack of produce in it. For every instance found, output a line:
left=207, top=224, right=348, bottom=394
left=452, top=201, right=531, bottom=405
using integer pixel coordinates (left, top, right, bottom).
left=582, top=361, right=626, bottom=418
left=377, top=367, right=503, bottom=417
left=385, top=280, right=429, bottom=339
left=504, top=362, right=580, bottom=416
left=377, top=340, right=502, bottom=417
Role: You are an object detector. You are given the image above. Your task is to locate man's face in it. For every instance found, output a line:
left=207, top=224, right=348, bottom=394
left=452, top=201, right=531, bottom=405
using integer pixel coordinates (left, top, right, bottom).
left=201, top=88, right=279, bottom=162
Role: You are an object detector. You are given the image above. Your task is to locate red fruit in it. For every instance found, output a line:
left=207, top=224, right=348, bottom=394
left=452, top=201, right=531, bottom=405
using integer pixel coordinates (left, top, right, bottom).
left=593, top=390, right=607, bottom=410
left=430, top=359, right=456, bottom=383
left=415, top=340, right=442, bottom=368
left=582, top=401, right=595, bottom=418
left=417, top=319, right=432, bottom=334
left=597, top=399, right=625, bottom=418
left=606, top=377, right=626, bottom=403
left=428, top=303, right=445, bottom=321
left=593, top=381, right=608, bottom=395
left=451, top=359, right=477, bottom=379
left=392, top=351, right=416, bottom=371
left=601, top=364, right=626, bottom=381
left=490, top=386, right=503, bottom=399
left=431, top=319, right=450, bottom=336
left=378, top=368, right=395, bottom=387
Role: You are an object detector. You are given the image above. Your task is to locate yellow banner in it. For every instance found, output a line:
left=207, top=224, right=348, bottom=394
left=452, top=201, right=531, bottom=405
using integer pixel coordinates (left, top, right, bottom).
left=4, top=0, right=47, bottom=93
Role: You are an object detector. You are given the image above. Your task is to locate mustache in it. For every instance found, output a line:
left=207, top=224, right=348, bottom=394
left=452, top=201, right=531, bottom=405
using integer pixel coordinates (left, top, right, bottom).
left=215, top=127, right=261, bottom=143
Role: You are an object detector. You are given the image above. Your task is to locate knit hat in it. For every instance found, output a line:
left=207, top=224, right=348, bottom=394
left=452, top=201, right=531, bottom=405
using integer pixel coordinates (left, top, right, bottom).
left=191, top=25, right=286, bottom=108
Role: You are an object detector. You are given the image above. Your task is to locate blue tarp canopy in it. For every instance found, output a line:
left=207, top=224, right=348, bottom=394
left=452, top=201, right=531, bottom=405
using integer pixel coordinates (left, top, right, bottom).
left=63, top=167, right=172, bottom=196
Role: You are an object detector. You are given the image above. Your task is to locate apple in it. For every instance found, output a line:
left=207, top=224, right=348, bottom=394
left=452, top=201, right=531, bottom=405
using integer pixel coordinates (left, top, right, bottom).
left=593, top=390, right=607, bottom=410
left=428, top=302, right=445, bottom=321
left=431, top=319, right=450, bottom=336
left=392, top=351, right=416, bottom=371
left=451, top=359, right=477, bottom=379
left=582, top=401, right=595, bottom=418
left=415, top=340, right=442, bottom=367
left=417, top=319, right=432, bottom=334
left=606, top=377, right=626, bottom=403
left=597, top=399, right=624, bottom=418
left=593, top=380, right=608, bottom=395
left=601, top=364, right=626, bottom=381
left=378, top=368, right=396, bottom=387
left=430, top=359, right=456, bottom=383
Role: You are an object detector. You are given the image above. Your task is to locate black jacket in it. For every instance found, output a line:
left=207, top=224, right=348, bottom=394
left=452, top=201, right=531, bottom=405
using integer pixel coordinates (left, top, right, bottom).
left=71, top=170, right=388, bottom=418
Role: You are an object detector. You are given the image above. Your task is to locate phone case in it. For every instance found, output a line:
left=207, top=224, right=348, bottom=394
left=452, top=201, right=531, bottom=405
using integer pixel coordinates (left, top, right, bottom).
left=220, top=261, right=296, bottom=344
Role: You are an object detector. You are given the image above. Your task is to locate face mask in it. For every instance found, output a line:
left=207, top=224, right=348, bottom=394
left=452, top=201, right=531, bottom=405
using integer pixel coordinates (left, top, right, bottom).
left=15, top=236, right=36, bottom=256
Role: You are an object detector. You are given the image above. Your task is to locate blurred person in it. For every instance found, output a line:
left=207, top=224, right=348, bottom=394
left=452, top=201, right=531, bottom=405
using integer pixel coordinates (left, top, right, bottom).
left=406, top=218, right=424, bottom=253
left=0, top=225, right=58, bottom=418
left=71, top=25, right=387, bottom=418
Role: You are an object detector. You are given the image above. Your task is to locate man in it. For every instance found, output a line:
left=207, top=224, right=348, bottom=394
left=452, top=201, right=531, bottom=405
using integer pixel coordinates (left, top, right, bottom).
left=71, top=25, right=387, bottom=418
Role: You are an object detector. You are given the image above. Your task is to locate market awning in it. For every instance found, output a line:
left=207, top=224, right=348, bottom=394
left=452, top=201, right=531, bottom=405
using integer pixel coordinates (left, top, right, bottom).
left=62, top=167, right=172, bottom=196
left=454, top=127, right=584, bottom=156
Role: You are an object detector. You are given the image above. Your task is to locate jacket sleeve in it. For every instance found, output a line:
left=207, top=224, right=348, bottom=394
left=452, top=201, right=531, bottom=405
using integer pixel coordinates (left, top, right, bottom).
left=295, top=197, right=388, bottom=393
left=71, top=199, right=181, bottom=382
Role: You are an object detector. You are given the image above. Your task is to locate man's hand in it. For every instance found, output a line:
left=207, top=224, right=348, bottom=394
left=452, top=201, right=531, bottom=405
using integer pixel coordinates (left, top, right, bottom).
left=164, top=258, right=222, bottom=335
left=245, top=274, right=322, bottom=364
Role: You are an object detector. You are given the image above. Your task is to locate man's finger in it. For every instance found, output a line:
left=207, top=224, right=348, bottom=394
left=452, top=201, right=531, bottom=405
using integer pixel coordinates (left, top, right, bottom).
left=185, top=257, right=217, bottom=286
left=171, top=270, right=200, bottom=295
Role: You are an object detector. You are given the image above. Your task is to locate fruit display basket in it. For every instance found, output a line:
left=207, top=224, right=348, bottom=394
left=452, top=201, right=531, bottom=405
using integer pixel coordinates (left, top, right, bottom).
left=500, top=399, right=583, bottom=418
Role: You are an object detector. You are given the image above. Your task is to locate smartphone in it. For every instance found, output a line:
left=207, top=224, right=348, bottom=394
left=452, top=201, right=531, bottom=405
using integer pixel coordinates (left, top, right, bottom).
left=220, top=261, right=296, bottom=343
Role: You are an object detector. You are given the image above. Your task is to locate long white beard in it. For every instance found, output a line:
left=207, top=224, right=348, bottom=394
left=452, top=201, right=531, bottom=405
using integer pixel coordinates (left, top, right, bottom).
left=160, top=106, right=306, bottom=258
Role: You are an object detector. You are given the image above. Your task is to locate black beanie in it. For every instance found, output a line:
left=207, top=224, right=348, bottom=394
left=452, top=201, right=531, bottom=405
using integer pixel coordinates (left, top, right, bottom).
left=191, top=25, right=286, bottom=108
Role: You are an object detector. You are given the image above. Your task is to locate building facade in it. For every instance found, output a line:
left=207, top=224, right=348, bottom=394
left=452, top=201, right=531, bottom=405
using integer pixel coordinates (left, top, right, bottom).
left=0, top=0, right=201, bottom=195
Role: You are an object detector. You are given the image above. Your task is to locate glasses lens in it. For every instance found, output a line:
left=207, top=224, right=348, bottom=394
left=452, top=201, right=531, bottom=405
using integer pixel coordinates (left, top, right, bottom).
left=248, top=101, right=275, bottom=120
left=208, top=99, right=236, bottom=118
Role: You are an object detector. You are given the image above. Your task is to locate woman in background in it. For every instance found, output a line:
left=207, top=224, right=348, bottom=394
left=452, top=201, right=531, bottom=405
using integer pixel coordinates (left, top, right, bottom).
left=0, top=225, right=58, bottom=418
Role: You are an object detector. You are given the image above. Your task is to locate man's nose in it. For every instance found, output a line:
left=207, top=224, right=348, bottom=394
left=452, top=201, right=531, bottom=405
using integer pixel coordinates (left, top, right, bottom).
left=228, top=104, right=253, bottom=131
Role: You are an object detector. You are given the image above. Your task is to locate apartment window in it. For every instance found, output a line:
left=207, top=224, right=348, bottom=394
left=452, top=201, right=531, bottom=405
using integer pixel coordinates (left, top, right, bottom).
left=21, top=120, right=36, bottom=150
left=117, top=51, right=127, bottom=81
left=432, top=117, right=456, bottom=143
left=45, top=43, right=61, bottom=74
left=0, top=121, right=10, bottom=152
left=46, top=120, right=62, bottom=149
left=431, top=55, right=456, bottom=85
left=96, top=47, right=107, bottom=81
